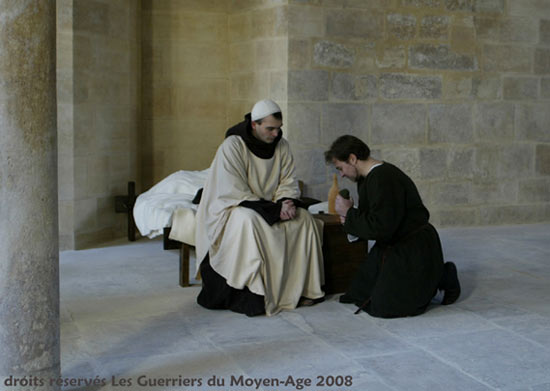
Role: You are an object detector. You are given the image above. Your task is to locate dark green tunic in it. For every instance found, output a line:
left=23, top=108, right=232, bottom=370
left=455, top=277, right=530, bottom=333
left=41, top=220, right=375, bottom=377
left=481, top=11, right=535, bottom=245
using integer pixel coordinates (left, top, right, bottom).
left=343, top=162, right=444, bottom=318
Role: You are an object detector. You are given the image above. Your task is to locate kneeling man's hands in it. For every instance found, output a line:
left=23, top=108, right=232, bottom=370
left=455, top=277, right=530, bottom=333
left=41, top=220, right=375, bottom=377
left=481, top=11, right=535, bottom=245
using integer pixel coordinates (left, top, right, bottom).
left=280, top=200, right=297, bottom=221
left=335, top=195, right=353, bottom=224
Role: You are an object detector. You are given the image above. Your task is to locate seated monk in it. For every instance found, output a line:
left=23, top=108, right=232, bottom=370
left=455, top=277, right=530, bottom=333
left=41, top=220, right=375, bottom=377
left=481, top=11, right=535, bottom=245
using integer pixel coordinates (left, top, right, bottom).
left=194, top=99, right=325, bottom=316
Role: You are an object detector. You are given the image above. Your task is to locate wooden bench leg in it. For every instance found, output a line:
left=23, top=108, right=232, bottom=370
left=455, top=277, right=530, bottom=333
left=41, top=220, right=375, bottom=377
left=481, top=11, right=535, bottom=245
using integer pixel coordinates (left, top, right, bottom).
left=179, top=243, right=190, bottom=287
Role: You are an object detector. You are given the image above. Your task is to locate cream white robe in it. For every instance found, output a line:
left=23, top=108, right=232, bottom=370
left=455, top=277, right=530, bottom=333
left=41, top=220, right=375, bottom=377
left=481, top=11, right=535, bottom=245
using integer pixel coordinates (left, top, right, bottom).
left=195, top=136, right=324, bottom=316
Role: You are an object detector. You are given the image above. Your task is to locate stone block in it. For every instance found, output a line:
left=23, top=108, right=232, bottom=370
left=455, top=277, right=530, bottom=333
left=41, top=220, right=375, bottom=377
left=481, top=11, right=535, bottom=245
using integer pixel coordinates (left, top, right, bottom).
left=378, top=148, right=421, bottom=179
left=474, top=0, right=504, bottom=13
left=74, top=0, right=109, bottom=35
left=543, top=78, right=550, bottom=99
left=230, top=73, right=269, bottom=101
left=420, top=15, right=450, bottom=40
left=409, top=44, right=477, bottom=70
left=376, top=46, right=407, bottom=69
left=97, top=196, right=116, bottom=228
left=75, top=227, right=117, bottom=249
left=57, top=0, right=73, bottom=32
left=286, top=103, right=321, bottom=144
left=293, top=148, right=329, bottom=186
left=270, top=71, right=288, bottom=101
left=445, top=0, right=474, bottom=12
left=419, top=148, right=447, bottom=179
left=428, top=104, right=474, bottom=143
left=229, top=12, right=252, bottom=42
left=313, top=41, right=355, bottom=68
left=401, top=0, right=442, bottom=8
left=289, top=39, right=311, bottom=69
left=387, top=14, right=417, bottom=40
left=304, top=182, right=332, bottom=202
left=229, top=0, right=285, bottom=12
left=448, top=147, right=474, bottom=179
left=326, top=9, right=384, bottom=40
left=516, top=103, right=550, bottom=142
left=156, top=11, right=227, bottom=43
left=355, top=45, right=377, bottom=72
left=471, top=75, right=501, bottom=99
left=59, top=200, right=74, bottom=235
left=57, top=79, right=73, bottom=106
left=483, top=45, right=533, bottom=73
left=108, top=3, right=130, bottom=39
left=431, top=182, right=471, bottom=207
left=175, top=43, right=228, bottom=78
left=443, top=75, right=473, bottom=99
left=251, top=6, right=288, bottom=38
left=519, top=178, right=550, bottom=202
left=289, top=5, right=324, bottom=37
left=431, top=208, right=478, bottom=227
left=541, top=19, right=550, bottom=45
left=257, top=39, right=288, bottom=71
left=321, top=103, right=369, bottom=144
left=503, top=77, right=539, bottom=100
left=479, top=204, right=548, bottom=225
left=323, top=0, right=398, bottom=9
left=474, top=102, right=514, bottom=141
left=290, top=0, right=323, bottom=4
left=372, top=104, right=426, bottom=145
left=230, top=42, right=255, bottom=73
left=451, top=26, right=476, bottom=54
left=57, top=107, right=74, bottom=154
left=74, top=198, right=98, bottom=234
left=500, top=17, right=538, bottom=43
left=57, top=155, right=74, bottom=202
left=142, top=83, right=175, bottom=119
left=146, top=0, right=228, bottom=12
left=509, top=0, right=550, bottom=18
left=380, top=73, right=442, bottom=100
left=176, top=79, right=227, bottom=120
left=473, top=144, right=498, bottom=180
left=288, top=70, right=329, bottom=101
left=535, top=48, right=550, bottom=75
left=471, top=180, right=517, bottom=204
left=536, top=144, right=550, bottom=175
left=496, top=144, right=534, bottom=179
left=474, top=17, right=500, bottom=40
left=330, top=73, right=377, bottom=101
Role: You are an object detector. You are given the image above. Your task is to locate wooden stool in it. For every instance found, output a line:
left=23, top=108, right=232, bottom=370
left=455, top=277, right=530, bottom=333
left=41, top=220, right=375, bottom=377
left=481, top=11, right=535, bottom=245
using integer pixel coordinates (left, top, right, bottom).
left=314, top=213, right=367, bottom=294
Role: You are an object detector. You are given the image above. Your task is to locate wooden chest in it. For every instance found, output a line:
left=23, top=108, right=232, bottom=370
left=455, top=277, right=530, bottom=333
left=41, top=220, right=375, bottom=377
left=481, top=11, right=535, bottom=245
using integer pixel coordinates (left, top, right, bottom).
left=314, top=213, right=367, bottom=295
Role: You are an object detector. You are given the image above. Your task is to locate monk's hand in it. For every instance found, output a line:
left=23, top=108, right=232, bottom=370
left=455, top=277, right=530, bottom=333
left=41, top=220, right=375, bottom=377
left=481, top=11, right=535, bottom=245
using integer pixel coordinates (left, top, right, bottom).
left=335, top=194, right=353, bottom=221
left=280, top=200, right=297, bottom=221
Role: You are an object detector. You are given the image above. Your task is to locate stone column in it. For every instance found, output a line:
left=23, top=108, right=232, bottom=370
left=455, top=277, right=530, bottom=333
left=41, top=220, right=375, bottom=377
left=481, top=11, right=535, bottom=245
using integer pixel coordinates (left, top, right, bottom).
left=0, top=1, right=60, bottom=390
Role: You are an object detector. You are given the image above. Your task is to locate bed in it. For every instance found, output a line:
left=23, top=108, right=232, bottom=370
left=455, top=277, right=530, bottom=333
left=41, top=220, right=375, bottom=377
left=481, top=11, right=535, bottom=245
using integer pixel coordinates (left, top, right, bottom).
left=133, top=169, right=210, bottom=286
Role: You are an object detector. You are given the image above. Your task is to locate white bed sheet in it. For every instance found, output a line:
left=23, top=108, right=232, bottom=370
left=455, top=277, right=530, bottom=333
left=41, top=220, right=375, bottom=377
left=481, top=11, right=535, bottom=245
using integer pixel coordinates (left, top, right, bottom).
left=133, top=169, right=209, bottom=239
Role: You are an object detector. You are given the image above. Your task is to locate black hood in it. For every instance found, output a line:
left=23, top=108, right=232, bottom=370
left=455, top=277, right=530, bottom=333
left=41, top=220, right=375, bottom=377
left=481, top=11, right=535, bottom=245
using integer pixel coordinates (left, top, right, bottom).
left=225, top=113, right=283, bottom=159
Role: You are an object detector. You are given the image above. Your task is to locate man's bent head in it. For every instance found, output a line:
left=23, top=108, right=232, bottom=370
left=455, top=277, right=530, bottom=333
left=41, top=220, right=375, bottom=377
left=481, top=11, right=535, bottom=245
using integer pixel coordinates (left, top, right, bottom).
left=251, top=99, right=283, bottom=144
left=325, top=135, right=371, bottom=182
left=324, top=135, right=370, bottom=163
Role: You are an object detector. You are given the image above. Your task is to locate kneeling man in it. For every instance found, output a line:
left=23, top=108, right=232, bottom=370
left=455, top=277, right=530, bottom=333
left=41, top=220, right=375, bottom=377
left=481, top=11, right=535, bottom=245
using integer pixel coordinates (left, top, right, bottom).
left=195, top=99, right=325, bottom=316
left=325, top=135, right=460, bottom=318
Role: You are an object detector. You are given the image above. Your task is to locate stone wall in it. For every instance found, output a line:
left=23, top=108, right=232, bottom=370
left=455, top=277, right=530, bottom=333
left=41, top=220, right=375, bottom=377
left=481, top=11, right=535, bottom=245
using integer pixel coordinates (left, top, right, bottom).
left=228, top=1, right=289, bottom=130
left=57, top=0, right=141, bottom=249
left=141, top=0, right=229, bottom=188
left=56, top=0, right=550, bottom=250
left=287, top=0, right=550, bottom=226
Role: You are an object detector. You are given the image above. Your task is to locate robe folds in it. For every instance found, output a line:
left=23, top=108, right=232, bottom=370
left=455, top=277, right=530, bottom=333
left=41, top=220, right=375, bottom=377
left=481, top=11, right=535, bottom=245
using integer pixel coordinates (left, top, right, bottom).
left=343, top=163, right=444, bottom=318
left=195, top=135, right=325, bottom=316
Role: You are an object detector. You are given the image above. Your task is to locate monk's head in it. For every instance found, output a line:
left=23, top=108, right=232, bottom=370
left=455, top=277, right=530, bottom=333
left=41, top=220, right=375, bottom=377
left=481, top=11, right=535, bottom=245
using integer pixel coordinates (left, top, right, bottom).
left=250, top=99, right=283, bottom=144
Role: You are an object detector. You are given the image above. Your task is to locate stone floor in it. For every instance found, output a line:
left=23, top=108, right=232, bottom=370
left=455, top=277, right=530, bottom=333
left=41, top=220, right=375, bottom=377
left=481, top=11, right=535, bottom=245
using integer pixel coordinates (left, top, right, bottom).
left=60, top=223, right=550, bottom=391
